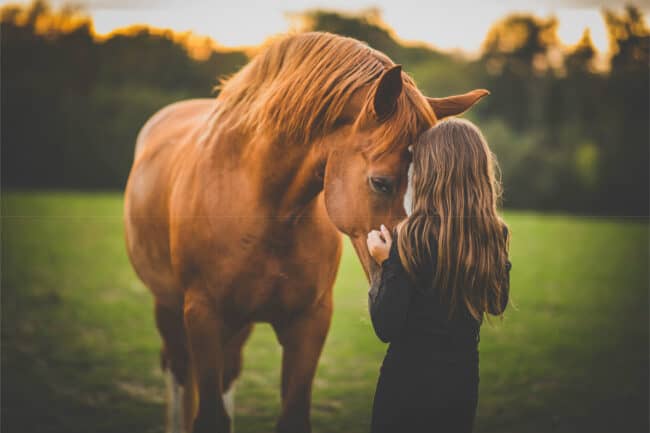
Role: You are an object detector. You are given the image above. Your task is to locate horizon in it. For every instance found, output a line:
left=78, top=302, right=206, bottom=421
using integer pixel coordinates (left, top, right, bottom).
left=3, top=0, right=649, bottom=57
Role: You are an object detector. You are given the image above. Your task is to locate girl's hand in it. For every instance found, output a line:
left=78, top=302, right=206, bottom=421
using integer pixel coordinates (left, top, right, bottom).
left=367, top=224, right=392, bottom=264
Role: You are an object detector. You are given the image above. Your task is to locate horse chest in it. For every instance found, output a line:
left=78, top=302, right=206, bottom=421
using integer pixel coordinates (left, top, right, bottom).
left=196, top=220, right=338, bottom=321
left=169, top=185, right=340, bottom=320
left=214, top=248, right=323, bottom=321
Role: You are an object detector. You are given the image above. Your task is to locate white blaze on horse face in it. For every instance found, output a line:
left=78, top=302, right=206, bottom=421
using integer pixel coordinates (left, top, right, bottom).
left=403, top=154, right=414, bottom=217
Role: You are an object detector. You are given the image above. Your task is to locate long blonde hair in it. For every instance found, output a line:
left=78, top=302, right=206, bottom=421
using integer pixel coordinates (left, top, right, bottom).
left=397, top=118, right=510, bottom=321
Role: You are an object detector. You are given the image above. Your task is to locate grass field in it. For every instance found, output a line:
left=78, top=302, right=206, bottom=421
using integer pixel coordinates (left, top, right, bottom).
left=2, top=192, right=648, bottom=433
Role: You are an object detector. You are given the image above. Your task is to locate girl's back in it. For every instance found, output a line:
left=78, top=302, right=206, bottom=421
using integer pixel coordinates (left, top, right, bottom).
left=366, top=118, right=512, bottom=433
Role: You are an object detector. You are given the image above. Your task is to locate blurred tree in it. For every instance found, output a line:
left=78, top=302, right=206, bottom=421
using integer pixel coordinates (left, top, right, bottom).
left=565, top=29, right=597, bottom=74
left=1, top=0, right=247, bottom=189
left=292, top=8, right=482, bottom=103
left=2, top=0, right=98, bottom=187
left=553, top=30, right=603, bottom=210
left=1, top=1, right=647, bottom=216
left=605, top=5, right=650, bottom=73
left=480, top=14, right=561, bottom=131
left=291, top=9, right=448, bottom=70
left=482, top=14, right=560, bottom=75
left=598, top=6, right=650, bottom=216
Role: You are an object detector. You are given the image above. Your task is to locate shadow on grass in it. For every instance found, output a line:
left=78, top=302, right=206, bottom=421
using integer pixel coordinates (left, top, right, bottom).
left=2, top=285, right=165, bottom=433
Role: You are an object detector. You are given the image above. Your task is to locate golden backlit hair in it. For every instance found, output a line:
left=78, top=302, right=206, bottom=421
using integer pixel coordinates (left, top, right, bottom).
left=397, top=118, right=510, bottom=321
left=211, top=32, right=435, bottom=154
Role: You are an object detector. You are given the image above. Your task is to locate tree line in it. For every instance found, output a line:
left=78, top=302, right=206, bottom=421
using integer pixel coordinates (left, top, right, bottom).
left=2, top=1, right=648, bottom=216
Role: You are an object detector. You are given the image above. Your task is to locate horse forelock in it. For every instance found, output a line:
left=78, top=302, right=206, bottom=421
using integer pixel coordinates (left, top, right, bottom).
left=212, top=32, right=435, bottom=151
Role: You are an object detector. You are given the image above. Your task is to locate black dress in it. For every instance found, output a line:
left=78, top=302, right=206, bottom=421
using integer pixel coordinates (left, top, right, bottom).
left=368, top=229, right=511, bottom=433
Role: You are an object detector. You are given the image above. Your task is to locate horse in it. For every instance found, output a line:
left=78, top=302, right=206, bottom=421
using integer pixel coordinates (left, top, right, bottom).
left=124, top=31, right=487, bottom=433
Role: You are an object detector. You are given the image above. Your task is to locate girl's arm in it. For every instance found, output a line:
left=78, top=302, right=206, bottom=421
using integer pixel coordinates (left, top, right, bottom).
left=368, top=238, right=413, bottom=343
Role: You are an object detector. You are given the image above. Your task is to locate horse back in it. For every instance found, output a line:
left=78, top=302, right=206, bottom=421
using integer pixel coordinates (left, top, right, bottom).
left=134, top=98, right=215, bottom=158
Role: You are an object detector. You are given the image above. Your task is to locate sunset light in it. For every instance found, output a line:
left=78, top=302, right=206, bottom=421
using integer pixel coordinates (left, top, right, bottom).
left=3, top=1, right=648, bottom=433
left=2, top=0, right=642, bottom=55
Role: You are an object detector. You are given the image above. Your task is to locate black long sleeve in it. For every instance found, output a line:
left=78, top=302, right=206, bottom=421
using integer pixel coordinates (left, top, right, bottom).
left=368, top=237, right=413, bottom=343
left=487, top=226, right=512, bottom=316
left=368, top=227, right=512, bottom=343
left=487, top=259, right=511, bottom=315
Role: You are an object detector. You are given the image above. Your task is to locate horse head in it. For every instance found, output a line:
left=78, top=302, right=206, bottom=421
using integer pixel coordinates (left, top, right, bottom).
left=320, top=65, right=488, bottom=280
left=212, top=32, right=488, bottom=281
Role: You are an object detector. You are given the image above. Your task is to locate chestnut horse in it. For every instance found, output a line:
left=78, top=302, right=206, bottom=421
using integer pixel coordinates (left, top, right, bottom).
left=124, top=32, right=487, bottom=433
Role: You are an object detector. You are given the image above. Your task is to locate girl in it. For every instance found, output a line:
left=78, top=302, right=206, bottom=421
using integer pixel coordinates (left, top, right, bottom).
left=366, top=118, right=511, bottom=433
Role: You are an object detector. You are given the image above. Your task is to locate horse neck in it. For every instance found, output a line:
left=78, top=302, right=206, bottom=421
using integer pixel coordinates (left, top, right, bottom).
left=259, top=138, right=327, bottom=219
left=208, top=124, right=327, bottom=220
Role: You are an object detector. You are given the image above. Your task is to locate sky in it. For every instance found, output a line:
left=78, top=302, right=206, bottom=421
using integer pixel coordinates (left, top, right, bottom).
left=5, top=0, right=650, bottom=54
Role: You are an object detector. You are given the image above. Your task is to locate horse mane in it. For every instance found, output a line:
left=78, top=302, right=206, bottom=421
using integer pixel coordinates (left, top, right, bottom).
left=212, top=32, right=435, bottom=155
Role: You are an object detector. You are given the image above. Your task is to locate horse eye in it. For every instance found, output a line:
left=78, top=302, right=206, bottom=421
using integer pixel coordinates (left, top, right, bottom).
left=369, top=176, right=394, bottom=194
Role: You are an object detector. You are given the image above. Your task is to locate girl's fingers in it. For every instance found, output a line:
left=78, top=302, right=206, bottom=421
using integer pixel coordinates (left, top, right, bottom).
left=380, top=224, right=391, bottom=242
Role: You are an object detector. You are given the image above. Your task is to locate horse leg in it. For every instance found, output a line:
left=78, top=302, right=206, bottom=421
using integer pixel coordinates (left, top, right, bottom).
left=223, top=325, right=255, bottom=416
left=183, top=356, right=197, bottom=433
left=273, top=298, right=333, bottom=433
left=222, top=324, right=254, bottom=431
left=183, top=290, right=232, bottom=433
left=155, top=301, right=190, bottom=433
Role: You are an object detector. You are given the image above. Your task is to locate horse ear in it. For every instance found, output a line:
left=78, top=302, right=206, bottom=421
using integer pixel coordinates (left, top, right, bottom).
left=427, top=89, right=490, bottom=120
left=372, top=65, right=403, bottom=121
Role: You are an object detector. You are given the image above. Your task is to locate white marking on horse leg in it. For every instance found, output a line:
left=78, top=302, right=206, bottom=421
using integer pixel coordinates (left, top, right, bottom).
left=165, top=369, right=185, bottom=433
left=403, top=160, right=414, bottom=217
left=223, top=380, right=236, bottom=428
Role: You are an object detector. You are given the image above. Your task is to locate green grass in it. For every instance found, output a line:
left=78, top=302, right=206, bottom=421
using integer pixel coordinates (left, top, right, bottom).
left=2, top=192, right=648, bottom=433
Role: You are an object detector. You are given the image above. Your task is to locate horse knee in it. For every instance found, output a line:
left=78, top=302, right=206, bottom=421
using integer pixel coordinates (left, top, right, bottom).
left=183, top=297, right=216, bottom=333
